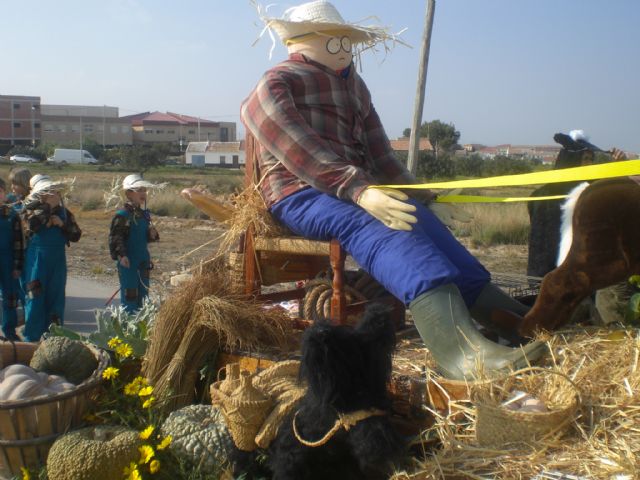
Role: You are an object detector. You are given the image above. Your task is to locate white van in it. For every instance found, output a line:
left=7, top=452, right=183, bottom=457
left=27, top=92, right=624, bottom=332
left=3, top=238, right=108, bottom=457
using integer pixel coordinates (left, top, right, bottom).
left=47, top=149, right=98, bottom=165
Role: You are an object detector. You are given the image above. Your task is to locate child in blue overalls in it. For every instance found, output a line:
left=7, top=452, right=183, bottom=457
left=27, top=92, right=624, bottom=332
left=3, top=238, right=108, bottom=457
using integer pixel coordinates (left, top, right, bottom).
left=21, top=175, right=81, bottom=342
left=7, top=168, right=31, bottom=312
left=108, top=174, right=159, bottom=313
left=0, top=178, right=24, bottom=341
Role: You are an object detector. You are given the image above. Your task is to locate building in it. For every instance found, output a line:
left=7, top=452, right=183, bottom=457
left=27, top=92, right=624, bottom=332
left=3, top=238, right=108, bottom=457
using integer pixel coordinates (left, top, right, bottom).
left=0, top=95, right=42, bottom=152
left=40, top=105, right=133, bottom=146
left=123, top=112, right=236, bottom=148
left=476, top=144, right=561, bottom=163
left=389, top=136, right=434, bottom=153
left=185, top=141, right=245, bottom=167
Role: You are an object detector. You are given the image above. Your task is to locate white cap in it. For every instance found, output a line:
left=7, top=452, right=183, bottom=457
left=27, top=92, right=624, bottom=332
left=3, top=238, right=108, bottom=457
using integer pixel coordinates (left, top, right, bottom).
left=29, top=174, right=49, bottom=189
left=122, top=174, right=156, bottom=191
left=28, top=175, right=67, bottom=198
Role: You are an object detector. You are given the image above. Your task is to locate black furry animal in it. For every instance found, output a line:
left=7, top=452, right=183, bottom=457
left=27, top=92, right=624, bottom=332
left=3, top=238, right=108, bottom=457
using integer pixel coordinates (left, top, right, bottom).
left=232, top=304, right=405, bottom=480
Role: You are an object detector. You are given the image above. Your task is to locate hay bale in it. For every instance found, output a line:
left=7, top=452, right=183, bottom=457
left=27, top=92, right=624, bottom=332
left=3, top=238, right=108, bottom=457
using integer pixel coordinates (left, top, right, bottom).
left=397, top=327, right=640, bottom=479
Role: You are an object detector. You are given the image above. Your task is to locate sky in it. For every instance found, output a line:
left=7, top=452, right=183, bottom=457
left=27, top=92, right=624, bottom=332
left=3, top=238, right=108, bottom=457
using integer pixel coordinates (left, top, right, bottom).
left=2, top=0, right=639, bottom=152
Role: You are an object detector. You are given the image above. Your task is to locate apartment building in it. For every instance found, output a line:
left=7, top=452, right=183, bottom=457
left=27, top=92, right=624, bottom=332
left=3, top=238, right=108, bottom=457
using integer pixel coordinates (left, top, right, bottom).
left=0, top=95, right=42, bottom=151
left=40, top=105, right=133, bottom=146
left=123, top=111, right=236, bottom=148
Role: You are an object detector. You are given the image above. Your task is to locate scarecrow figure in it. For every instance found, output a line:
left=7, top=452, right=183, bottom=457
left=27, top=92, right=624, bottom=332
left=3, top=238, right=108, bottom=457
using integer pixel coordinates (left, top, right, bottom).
left=21, top=175, right=81, bottom=341
left=241, top=0, right=545, bottom=380
left=108, top=174, right=160, bottom=313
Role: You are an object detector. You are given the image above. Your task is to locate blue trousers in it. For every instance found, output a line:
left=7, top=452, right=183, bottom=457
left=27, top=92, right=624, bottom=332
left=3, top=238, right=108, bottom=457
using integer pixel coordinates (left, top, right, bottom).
left=271, top=188, right=490, bottom=306
left=23, top=245, right=67, bottom=342
left=0, top=249, right=18, bottom=338
left=118, top=259, right=150, bottom=314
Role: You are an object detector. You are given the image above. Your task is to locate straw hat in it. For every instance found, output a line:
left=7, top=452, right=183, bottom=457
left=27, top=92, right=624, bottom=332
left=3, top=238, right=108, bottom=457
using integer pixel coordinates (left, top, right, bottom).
left=122, top=174, right=158, bottom=191
left=267, top=1, right=381, bottom=44
left=254, top=0, right=407, bottom=56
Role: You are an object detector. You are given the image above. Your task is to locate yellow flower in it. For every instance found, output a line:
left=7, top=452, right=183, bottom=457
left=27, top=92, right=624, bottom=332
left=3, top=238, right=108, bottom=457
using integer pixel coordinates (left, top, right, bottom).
left=123, top=462, right=137, bottom=476
left=139, top=425, right=155, bottom=440
left=156, top=435, right=172, bottom=451
left=107, top=337, right=122, bottom=348
left=102, top=367, right=120, bottom=380
left=20, top=466, right=30, bottom=480
left=142, top=396, right=155, bottom=409
left=149, top=459, right=160, bottom=474
left=138, top=444, right=155, bottom=464
left=124, top=382, right=140, bottom=396
left=115, top=343, right=133, bottom=360
left=138, top=385, right=154, bottom=397
left=127, top=468, right=141, bottom=480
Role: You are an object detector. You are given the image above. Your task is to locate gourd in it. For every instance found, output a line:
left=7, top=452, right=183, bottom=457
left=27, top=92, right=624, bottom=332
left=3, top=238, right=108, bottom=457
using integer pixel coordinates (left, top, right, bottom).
left=29, top=337, right=98, bottom=385
left=0, top=364, right=75, bottom=401
left=161, top=404, right=234, bottom=473
left=47, top=426, right=139, bottom=480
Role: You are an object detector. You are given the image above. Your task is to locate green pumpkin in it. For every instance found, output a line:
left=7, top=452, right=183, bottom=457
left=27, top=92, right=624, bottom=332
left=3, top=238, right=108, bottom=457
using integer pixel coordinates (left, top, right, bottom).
left=30, top=337, right=98, bottom=385
left=161, top=404, right=233, bottom=473
left=46, top=426, right=139, bottom=480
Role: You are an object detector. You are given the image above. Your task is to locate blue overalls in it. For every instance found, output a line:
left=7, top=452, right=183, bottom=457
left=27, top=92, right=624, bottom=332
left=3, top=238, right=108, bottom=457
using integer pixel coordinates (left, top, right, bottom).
left=10, top=198, right=26, bottom=310
left=0, top=206, right=18, bottom=339
left=116, top=208, right=152, bottom=313
left=22, top=217, right=68, bottom=342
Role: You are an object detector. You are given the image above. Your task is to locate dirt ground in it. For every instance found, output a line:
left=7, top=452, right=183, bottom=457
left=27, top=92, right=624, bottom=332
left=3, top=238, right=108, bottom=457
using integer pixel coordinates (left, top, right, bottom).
left=67, top=209, right=228, bottom=293
left=67, top=208, right=529, bottom=296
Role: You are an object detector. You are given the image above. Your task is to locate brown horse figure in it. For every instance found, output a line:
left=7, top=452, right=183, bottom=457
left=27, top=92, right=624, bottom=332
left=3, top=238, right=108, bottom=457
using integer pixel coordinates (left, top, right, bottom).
left=520, top=176, right=640, bottom=337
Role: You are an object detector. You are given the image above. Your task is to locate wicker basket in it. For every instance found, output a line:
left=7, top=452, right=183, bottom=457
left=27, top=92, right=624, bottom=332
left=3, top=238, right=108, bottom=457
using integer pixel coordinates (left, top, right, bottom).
left=473, top=367, right=581, bottom=448
left=0, top=340, right=109, bottom=477
left=211, top=371, right=273, bottom=451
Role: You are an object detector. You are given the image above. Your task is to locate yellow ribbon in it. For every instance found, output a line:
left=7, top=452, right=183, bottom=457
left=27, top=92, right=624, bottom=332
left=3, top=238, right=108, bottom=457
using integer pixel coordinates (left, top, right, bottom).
left=435, top=194, right=568, bottom=203
left=374, top=159, right=640, bottom=203
left=377, top=159, right=640, bottom=190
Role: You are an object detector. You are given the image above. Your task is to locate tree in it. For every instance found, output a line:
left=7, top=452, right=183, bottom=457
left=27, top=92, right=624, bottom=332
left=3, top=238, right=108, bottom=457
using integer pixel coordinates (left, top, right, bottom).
left=419, top=120, right=460, bottom=153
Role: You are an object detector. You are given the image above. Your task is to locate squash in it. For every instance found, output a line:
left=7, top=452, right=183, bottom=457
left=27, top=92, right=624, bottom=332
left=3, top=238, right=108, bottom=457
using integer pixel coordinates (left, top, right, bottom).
left=0, top=364, right=75, bottom=402
left=161, top=404, right=234, bottom=473
left=47, top=425, right=139, bottom=480
left=29, top=337, right=98, bottom=385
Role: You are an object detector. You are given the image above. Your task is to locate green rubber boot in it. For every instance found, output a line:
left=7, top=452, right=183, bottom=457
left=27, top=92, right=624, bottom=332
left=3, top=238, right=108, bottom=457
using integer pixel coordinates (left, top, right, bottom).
left=409, top=284, right=547, bottom=380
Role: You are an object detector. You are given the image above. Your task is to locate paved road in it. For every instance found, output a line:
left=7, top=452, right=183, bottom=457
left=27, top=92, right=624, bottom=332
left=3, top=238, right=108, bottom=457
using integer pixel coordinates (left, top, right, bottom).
left=7, top=277, right=120, bottom=338
left=63, top=277, right=120, bottom=335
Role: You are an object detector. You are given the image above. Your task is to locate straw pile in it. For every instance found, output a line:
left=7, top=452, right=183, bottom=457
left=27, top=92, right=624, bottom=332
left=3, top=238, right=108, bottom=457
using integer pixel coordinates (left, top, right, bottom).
left=143, top=252, right=294, bottom=411
left=392, top=327, right=640, bottom=479
left=218, top=185, right=288, bottom=254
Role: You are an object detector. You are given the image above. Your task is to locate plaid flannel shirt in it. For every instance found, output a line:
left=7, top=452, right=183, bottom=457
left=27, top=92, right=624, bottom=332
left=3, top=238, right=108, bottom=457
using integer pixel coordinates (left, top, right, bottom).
left=21, top=200, right=81, bottom=244
left=241, top=53, right=414, bottom=208
left=108, top=203, right=159, bottom=261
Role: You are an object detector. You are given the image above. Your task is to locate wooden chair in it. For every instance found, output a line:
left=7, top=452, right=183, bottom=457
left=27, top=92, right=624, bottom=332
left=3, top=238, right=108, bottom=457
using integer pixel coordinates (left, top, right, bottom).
left=241, top=133, right=405, bottom=327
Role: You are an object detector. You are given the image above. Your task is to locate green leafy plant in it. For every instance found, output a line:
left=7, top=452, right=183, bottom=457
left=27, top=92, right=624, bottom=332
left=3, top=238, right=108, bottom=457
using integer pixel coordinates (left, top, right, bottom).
left=47, top=298, right=158, bottom=357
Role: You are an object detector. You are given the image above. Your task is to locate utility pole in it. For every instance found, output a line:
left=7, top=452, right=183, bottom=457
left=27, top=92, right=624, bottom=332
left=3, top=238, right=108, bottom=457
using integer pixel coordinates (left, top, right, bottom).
left=30, top=103, right=36, bottom=147
left=407, top=0, right=436, bottom=176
